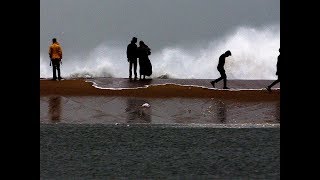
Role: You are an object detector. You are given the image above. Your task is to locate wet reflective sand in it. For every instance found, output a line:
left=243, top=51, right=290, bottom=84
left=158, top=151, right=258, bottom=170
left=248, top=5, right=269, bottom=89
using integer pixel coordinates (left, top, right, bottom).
left=41, top=96, right=280, bottom=126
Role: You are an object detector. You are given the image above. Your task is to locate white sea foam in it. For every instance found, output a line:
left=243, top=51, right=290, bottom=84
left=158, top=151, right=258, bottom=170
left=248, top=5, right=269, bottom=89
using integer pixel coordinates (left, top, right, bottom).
left=41, top=24, right=279, bottom=80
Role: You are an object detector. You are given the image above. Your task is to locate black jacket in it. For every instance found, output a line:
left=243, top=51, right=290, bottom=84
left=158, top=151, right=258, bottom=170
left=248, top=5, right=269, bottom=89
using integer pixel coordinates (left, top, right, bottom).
left=217, top=54, right=227, bottom=69
left=127, top=43, right=138, bottom=59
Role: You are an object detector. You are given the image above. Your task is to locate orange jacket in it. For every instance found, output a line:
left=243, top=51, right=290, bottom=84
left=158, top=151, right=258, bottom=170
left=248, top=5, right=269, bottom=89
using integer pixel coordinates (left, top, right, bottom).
left=49, top=42, right=63, bottom=60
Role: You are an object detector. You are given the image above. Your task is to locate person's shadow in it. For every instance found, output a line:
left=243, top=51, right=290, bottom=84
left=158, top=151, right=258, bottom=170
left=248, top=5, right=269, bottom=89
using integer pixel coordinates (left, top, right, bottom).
left=48, top=96, right=61, bottom=122
left=276, top=101, right=280, bottom=123
left=125, top=98, right=151, bottom=123
left=216, top=100, right=226, bottom=123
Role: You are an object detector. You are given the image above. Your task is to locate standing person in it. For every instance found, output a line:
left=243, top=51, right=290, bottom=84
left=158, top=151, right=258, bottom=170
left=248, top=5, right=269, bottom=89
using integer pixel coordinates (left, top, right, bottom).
left=266, top=48, right=280, bottom=92
left=137, top=41, right=152, bottom=80
left=210, top=50, right=232, bottom=89
left=48, top=38, right=63, bottom=80
left=126, top=37, right=138, bottom=81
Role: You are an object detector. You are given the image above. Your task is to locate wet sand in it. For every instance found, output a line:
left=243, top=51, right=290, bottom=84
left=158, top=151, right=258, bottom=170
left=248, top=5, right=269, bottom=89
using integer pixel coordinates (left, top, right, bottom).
left=40, top=96, right=279, bottom=126
left=40, top=78, right=280, bottom=125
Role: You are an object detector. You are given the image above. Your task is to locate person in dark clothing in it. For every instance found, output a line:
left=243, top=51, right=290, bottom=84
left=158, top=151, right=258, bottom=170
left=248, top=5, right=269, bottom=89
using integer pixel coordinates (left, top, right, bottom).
left=126, top=37, right=138, bottom=80
left=266, top=48, right=280, bottom=92
left=137, top=41, right=152, bottom=80
left=210, top=50, right=232, bottom=89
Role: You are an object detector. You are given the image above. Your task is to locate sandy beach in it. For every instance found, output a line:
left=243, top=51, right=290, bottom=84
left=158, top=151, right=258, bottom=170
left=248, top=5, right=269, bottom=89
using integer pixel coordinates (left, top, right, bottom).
left=40, top=78, right=280, bottom=101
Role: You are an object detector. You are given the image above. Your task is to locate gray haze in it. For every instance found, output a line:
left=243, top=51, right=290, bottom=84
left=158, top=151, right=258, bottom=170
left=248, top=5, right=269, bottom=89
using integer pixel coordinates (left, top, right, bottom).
left=40, top=0, right=279, bottom=55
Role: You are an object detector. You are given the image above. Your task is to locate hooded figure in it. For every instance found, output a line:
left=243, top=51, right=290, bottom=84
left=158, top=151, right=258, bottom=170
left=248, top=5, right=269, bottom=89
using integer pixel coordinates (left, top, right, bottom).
left=137, top=41, right=152, bottom=80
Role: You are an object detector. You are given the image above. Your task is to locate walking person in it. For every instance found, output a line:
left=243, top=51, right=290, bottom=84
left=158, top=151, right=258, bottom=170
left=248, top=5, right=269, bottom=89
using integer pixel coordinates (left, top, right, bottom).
left=266, top=48, right=280, bottom=92
left=126, top=37, right=138, bottom=81
left=48, top=38, right=63, bottom=80
left=210, top=50, right=232, bottom=89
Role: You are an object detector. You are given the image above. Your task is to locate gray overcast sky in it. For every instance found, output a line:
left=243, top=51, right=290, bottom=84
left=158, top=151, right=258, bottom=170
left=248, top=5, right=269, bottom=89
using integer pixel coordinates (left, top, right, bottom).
left=40, top=0, right=279, bottom=54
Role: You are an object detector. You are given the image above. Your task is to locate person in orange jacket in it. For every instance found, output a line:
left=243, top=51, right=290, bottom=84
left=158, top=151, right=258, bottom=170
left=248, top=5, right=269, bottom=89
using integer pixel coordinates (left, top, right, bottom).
left=48, top=38, right=63, bottom=80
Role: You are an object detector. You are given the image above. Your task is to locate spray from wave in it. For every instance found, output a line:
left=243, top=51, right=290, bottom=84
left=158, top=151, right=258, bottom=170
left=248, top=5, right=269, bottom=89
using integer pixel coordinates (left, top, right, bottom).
left=40, top=24, right=279, bottom=79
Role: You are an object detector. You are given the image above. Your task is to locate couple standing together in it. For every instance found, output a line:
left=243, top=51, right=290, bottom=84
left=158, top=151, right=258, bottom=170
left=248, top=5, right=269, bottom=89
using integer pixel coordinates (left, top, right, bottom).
left=126, top=37, right=152, bottom=81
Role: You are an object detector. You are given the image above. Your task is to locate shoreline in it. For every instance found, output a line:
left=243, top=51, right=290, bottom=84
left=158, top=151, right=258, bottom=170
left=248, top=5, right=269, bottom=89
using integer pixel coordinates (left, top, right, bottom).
left=40, top=79, right=280, bottom=101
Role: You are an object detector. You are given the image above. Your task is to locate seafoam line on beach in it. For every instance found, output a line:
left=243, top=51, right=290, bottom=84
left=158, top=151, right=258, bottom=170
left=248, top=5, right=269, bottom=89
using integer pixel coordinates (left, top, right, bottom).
left=111, top=123, right=281, bottom=128
left=86, top=79, right=280, bottom=91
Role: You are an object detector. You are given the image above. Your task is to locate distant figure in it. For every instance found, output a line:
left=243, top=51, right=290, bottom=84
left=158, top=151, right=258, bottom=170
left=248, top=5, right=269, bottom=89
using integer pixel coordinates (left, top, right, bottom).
left=126, top=37, right=138, bottom=81
left=48, top=38, right=63, bottom=80
left=211, top=50, right=232, bottom=89
left=266, top=48, right=280, bottom=92
left=137, top=41, right=152, bottom=80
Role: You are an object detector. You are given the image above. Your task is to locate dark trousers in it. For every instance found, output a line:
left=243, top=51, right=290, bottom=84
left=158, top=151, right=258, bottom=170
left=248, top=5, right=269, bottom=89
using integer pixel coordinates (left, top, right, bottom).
left=129, top=58, right=137, bottom=78
left=51, top=59, right=61, bottom=79
left=214, top=68, right=227, bottom=87
left=268, top=75, right=280, bottom=88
